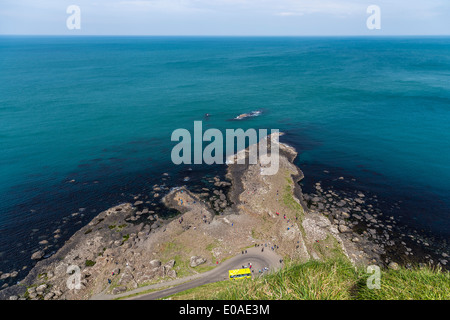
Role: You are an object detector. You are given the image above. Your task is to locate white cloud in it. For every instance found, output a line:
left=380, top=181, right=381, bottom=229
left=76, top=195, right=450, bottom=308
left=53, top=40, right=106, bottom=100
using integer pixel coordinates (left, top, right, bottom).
left=0, top=0, right=449, bottom=35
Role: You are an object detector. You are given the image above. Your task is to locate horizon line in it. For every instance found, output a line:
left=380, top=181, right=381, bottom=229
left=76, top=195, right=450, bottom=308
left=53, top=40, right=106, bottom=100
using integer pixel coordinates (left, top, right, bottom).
left=1, top=34, right=450, bottom=37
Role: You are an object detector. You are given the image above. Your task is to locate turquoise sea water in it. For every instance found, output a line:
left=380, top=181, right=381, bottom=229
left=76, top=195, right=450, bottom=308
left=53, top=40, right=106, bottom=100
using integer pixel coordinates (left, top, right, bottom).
left=0, top=36, right=449, bottom=275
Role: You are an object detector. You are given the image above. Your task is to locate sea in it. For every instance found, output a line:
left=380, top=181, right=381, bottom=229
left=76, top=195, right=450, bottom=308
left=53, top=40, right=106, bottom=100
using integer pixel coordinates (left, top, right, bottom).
left=0, top=36, right=449, bottom=280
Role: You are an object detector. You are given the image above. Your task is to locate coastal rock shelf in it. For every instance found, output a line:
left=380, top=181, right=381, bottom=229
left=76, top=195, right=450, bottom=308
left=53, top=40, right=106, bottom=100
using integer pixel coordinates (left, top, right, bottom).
left=305, top=180, right=449, bottom=268
left=0, top=134, right=448, bottom=300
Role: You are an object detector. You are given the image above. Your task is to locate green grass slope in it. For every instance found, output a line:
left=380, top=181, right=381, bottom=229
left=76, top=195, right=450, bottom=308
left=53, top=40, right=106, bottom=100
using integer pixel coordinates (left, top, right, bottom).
left=167, top=259, right=450, bottom=300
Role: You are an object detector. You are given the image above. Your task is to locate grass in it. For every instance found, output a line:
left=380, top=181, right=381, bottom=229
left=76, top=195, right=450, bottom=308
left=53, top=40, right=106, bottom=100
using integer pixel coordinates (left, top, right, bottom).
left=85, top=260, right=96, bottom=267
left=282, top=171, right=306, bottom=232
left=169, top=255, right=193, bottom=278
left=165, top=258, right=450, bottom=300
left=193, top=265, right=216, bottom=273
left=109, top=224, right=127, bottom=231
left=357, top=265, right=450, bottom=300
left=217, top=258, right=358, bottom=300
left=167, top=281, right=232, bottom=300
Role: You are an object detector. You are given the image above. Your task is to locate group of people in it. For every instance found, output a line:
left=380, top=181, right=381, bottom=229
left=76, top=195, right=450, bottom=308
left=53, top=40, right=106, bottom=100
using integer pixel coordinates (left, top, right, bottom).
left=258, top=267, right=269, bottom=273
left=254, top=242, right=279, bottom=252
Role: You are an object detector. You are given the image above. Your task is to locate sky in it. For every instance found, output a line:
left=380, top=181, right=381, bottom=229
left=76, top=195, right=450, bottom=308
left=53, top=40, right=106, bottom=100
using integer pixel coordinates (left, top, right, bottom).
left=0, top=0, right=449, bottom=36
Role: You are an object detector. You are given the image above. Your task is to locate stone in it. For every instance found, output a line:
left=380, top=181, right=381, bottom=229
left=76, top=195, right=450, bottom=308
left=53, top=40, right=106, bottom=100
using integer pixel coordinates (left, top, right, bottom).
left=31, top=250, right=45, bottom=260
left=9, top=296, right=19, bottom=300
left=112, top=286, right=127, bottom=295
left=165, top=260, right=176, bottom=269
left=388, top=262, right=400, bottom=270
left=0, top=273, right=10, bottom=280
left=149, top=260, right=161, bottom=268
left=44, top=292, right=55, bottom=300
left=338, top=225, right=350, bottom=233
left=28, top=292, right=38, bottom=299
left=190, top=256, right=206, bottom=267
left=341, top=212, right=351, bottom=219
left=336, top=200, right=346, bottom=207
left=36, top=284, right=47, bottom=293
left=27, top=287, right=37, bottom=294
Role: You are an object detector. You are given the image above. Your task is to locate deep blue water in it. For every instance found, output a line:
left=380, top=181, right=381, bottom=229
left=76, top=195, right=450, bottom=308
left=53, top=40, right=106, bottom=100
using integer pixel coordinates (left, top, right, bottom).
left=0, top=36, right=449, bottom=276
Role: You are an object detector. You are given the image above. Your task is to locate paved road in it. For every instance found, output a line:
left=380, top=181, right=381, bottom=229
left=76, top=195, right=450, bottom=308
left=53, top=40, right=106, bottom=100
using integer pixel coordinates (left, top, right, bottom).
left=130, top=247, right=282, bottom=300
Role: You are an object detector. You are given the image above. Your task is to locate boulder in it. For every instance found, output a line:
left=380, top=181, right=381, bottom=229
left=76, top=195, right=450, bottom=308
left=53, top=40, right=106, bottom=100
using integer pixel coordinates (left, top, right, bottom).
left=190, top=256, right=206, bottom=268
left=341, top=212, right=351, bottom=219
left=336, top=200, right=346, bottom=207
left=43, top=292, right=55, bottom=300
left=149, top=260, right=161, bottom=268
left=388, top=262, right=400, bottom=270
left=31, top=250, right=45, bottom=260
left=0, top=273, right=10, bottom=280
left=165, top=260, right=176, bottom=269
left=27, top=287, right=37, bottom=294
left=36, top=284, right=47, bottom=294
left=112, top=286, right=127, bottom=295
left=338, top=225, right=350, bottom=233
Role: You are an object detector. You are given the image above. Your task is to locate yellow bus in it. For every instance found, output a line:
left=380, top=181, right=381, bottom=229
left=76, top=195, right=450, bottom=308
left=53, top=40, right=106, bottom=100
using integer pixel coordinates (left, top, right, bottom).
left=229, top=268, right=251, bottom=280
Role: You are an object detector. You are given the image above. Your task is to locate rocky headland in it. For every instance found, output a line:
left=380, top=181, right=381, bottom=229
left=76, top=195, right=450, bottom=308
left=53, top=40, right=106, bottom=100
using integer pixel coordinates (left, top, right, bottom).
left=1, top=133, right=448, bottom=300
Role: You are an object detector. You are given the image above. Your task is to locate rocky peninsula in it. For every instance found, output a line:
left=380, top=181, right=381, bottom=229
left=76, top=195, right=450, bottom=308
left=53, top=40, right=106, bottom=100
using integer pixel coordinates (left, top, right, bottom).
left=0, top=133, right=448, bottom=300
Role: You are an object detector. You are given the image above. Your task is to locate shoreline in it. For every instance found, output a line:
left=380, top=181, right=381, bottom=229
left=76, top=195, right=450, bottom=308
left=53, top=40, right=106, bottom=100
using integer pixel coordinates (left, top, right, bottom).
left=0, top=134, right=449, bottom=299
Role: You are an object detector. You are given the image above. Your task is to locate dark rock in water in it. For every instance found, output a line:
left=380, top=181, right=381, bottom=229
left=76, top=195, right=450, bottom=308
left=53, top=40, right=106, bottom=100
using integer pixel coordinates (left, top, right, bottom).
left=336, top=200, right=346, bottom=207
left=0, top=273, right=10, bottom=280
left=31, top=250, right=45, bottom=260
